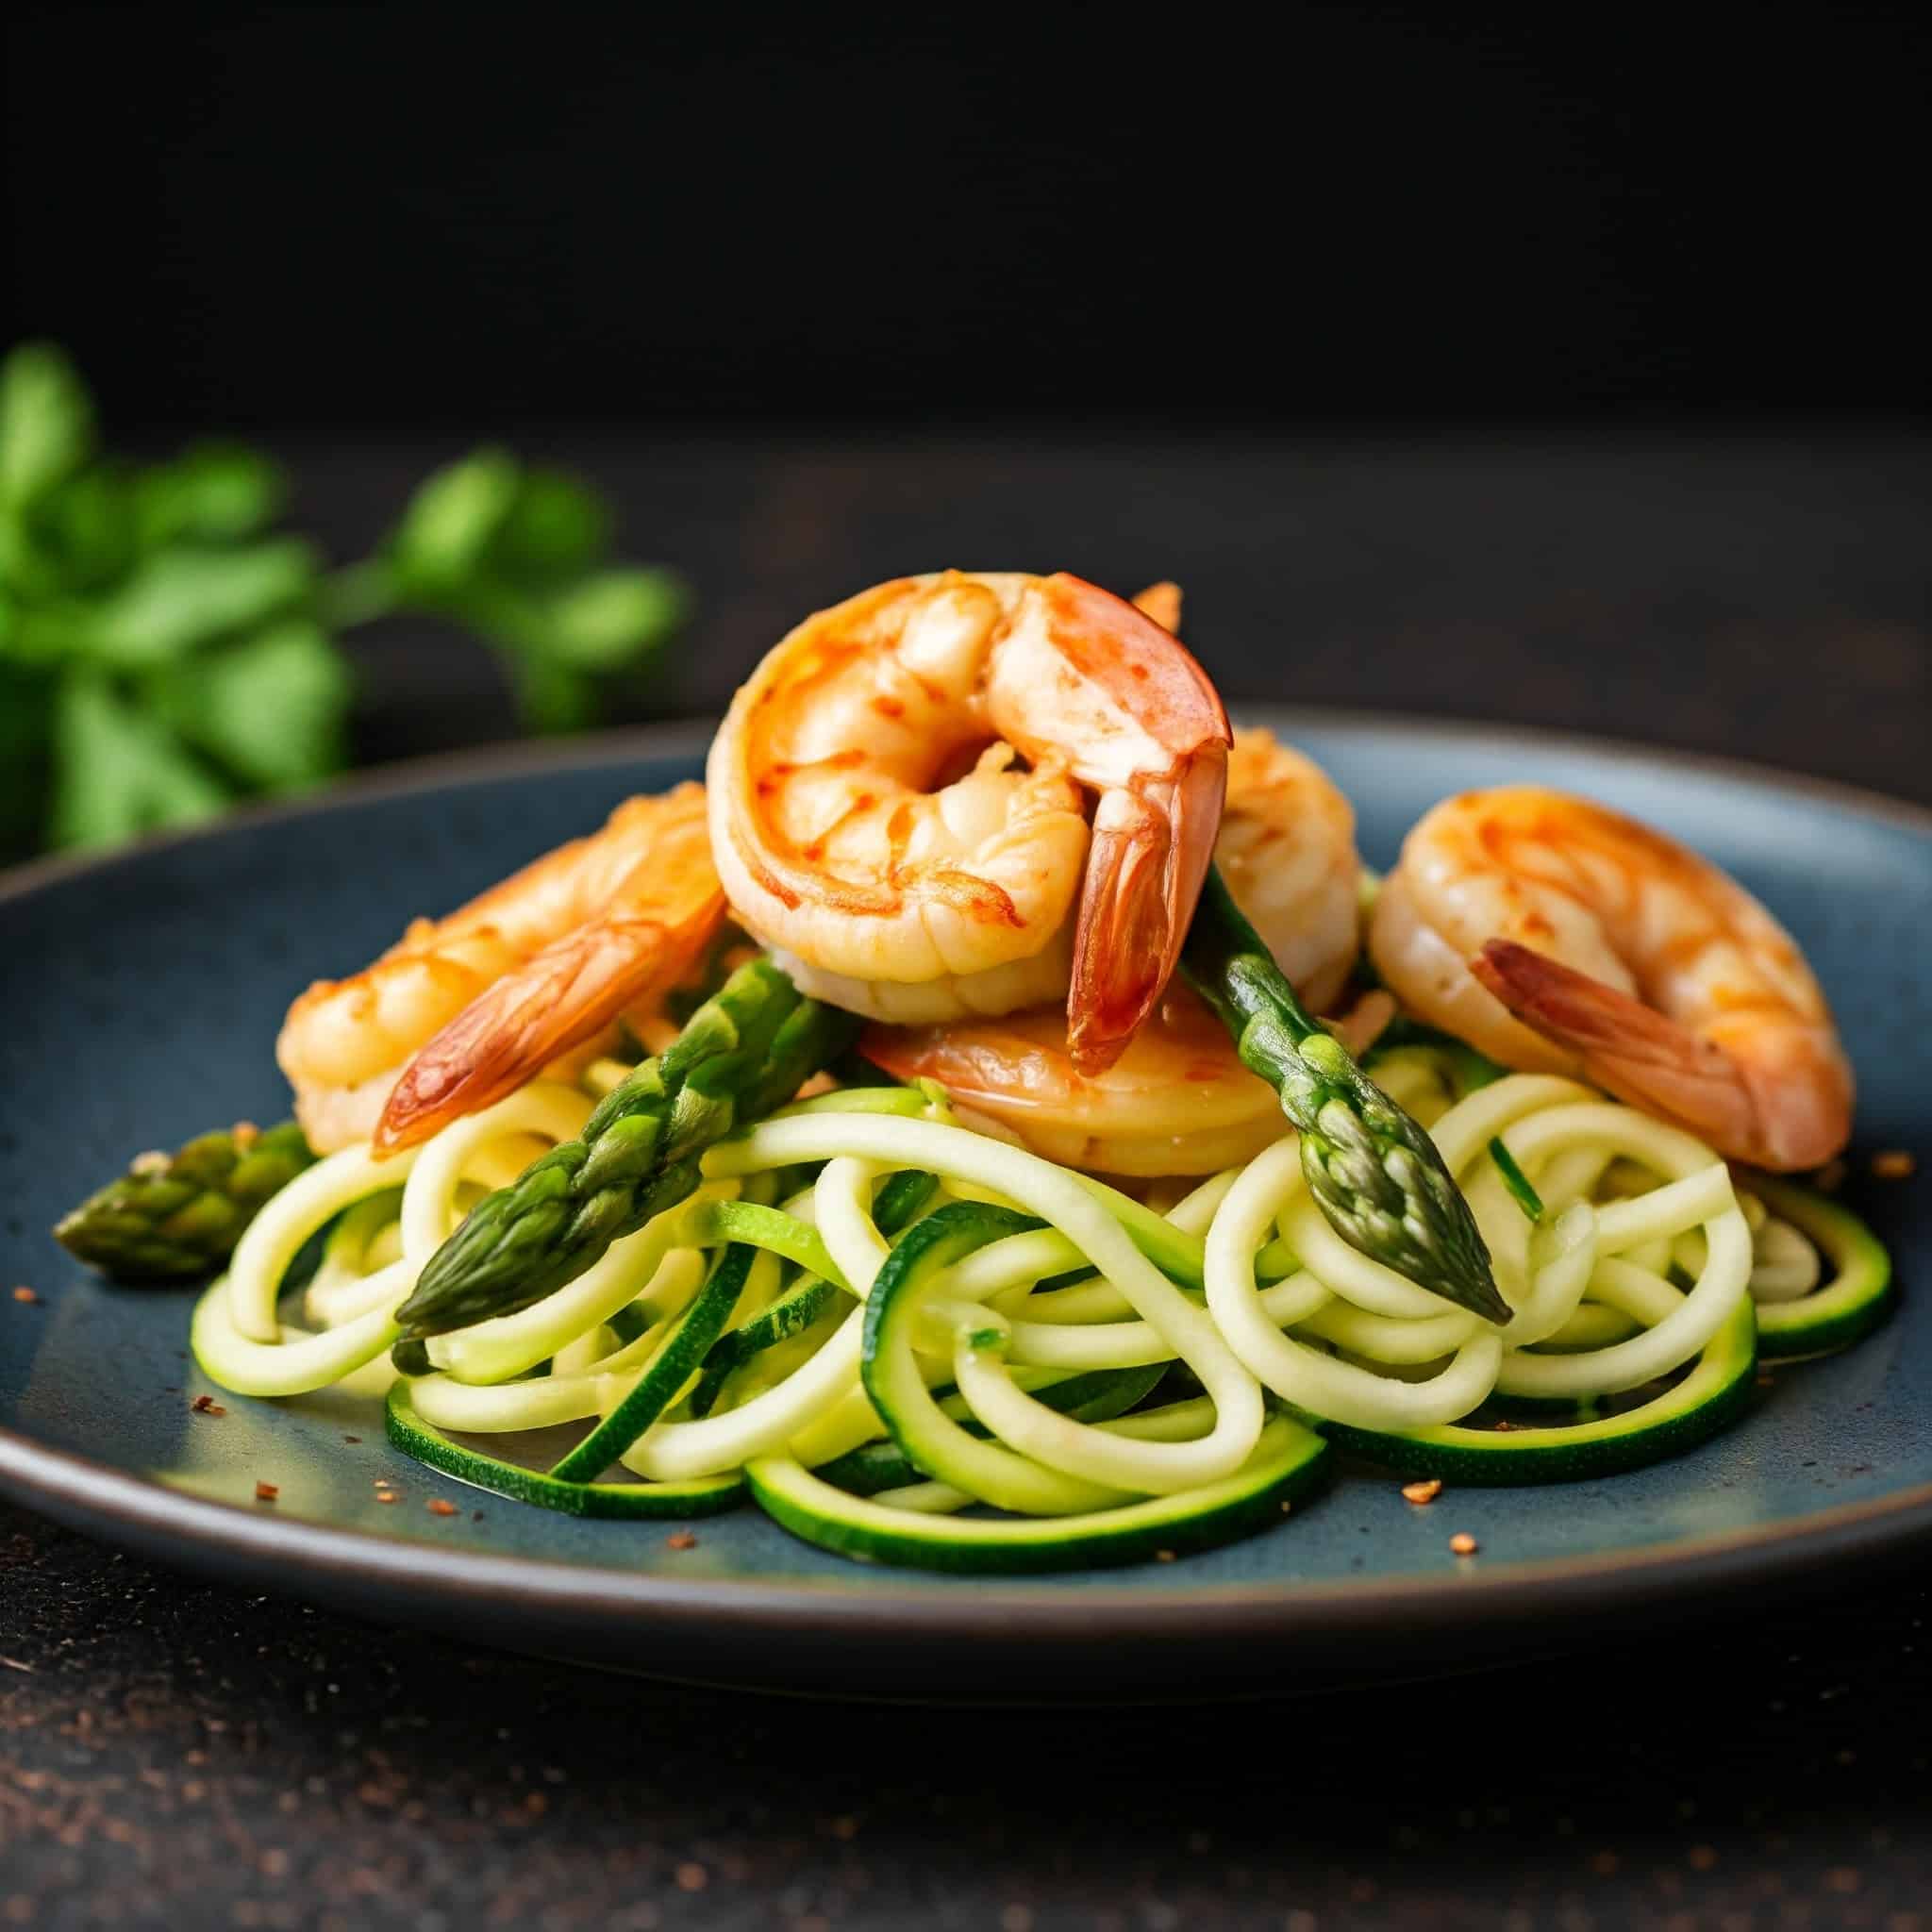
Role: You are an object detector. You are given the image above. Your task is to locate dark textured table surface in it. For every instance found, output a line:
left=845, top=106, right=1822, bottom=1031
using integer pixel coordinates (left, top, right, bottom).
left=5, top=435, right=1931, bottom=1929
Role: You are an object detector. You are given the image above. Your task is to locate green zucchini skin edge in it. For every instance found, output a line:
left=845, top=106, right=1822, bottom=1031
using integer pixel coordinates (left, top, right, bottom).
left=385, top=1383, right=745, bottom=1519
left=547, top=1242, right=757, bottom=1483
left=1323, top=1298, right=1758, bottom=1486
left=747, top=1417, right=1331, bottom=1574
left=813, top=1364, right=1169, bottom=1496
left=1739, top=1176, right=1896, bottom=1359
left=858, top=1200, right=1042, bottom=1495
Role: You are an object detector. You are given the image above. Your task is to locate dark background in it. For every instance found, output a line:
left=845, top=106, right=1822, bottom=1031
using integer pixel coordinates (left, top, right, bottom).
left=6, top=2, right=1928, bottom=433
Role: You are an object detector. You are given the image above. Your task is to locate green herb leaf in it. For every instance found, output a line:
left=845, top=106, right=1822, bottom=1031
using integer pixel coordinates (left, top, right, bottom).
left=58, top=537, right=316, bottom=667
left=133, top=442, right=284, bottom=547
left=510, top=653, right=599, bottom=735
left=49, top=670, right=232, bottom=847
left=4, top=345, right=691, bottom=858
left=149, top=618, right=354, bottom=789
left=539, top=567, right=686, bottom=670
left=494, top=468, right=608, bottom=578
left=16, top=465, right=139, bottom=595
left=387, top=448, right=520, bottom=591
left=0, top=342, right=96, bottom=510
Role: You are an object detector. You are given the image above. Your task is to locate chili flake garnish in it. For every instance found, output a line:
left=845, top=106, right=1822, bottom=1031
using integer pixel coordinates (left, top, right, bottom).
left=255, top=1481, right=279, bottom=1503
left=1449, top=1532, right=1479, bottom=1557
left=1402, top=1479, right=1443, bottom=1505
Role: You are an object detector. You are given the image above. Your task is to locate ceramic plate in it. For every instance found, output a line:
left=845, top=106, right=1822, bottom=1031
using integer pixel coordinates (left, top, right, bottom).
left=3, top=712, right=1927, bottom=1698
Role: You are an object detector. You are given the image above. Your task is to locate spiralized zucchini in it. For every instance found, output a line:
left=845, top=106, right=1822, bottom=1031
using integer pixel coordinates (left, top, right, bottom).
left=192, top=1054, right=1891, bottom=1573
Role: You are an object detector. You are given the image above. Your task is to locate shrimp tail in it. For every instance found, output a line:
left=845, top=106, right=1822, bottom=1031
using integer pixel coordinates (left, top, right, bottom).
left=1035, top=574, right=1229, bottom=1076
left=1471, top=940, right=1841, bottom=1171
left=1068, top=752, right=1226, bottom=1075
left=375, top=904, right=722, bottom=1153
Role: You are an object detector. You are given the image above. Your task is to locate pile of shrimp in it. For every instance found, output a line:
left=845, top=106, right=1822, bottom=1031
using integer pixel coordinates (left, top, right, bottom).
left=277, top=570, right=1855, bottom=1182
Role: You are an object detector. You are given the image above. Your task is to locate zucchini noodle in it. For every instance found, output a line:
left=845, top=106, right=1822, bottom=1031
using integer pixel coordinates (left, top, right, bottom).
left=192, top=1044, right=1890, bottom=1573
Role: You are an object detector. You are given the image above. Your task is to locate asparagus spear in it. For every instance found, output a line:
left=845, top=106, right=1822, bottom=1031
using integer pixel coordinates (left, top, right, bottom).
left=392, top=958, right=859, bottom=1340
left=55, top=1121, right=316, bottom=1282
left=1181, top=867, right=1508, bottom=1323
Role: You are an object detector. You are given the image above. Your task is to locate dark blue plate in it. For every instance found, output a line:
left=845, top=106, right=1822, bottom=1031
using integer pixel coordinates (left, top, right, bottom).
left=3, top=712, right=1927, bottom=1698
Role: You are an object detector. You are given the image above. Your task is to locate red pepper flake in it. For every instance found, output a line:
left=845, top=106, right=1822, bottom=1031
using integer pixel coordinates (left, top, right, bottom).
left=231, top=1121, right=260, bottom=1149
left=374, top=1491, right=399, bottom=1506
left=1402, top=1479, right=1443, bottom=1505
left=1492, top=1419, right=1517, bottom=1433
left=1872, top=1150, right=1917, bottom=1180
left=665, top=1530, right=699, bottom=1551
left=425, top=1498, right=459, bottom=1517
left=255, top=1481, right=279, bottom=1504
left=191, top=1395, right=226, bottom=1416
left=1449, top=1532, right=1479, bottom=1557
left=342, top=1435, right=361, bottom=1444
left=12, top=1286, right=40, bottom=1305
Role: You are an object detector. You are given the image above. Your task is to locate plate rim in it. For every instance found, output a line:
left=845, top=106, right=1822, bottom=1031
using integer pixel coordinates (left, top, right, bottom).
left=5, top=706, right=1930, bottom=1649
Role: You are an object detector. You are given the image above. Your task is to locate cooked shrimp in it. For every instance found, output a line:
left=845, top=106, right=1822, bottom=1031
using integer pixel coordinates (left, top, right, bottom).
left=706, top=571, right=1230, bottom=1075
left=1214, top=727, right=1361, bottom=1014
left=1369, top=786, right=1854, bottom=1170
left=277, top=786, right=726, bottom=1155
left=863, top=729, right=1371, bottom=1174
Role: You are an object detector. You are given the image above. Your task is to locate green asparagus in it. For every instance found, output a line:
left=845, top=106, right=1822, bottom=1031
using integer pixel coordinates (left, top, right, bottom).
left=55, top=1120, right=316, bottom=1281
left=392, top=958, right=859, bottom=1341
left=1181, top=867, right=1508, bottom=1324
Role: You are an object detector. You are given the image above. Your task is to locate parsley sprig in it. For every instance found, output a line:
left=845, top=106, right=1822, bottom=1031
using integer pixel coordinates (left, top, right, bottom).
left=0, top=342, right=687, bottom=859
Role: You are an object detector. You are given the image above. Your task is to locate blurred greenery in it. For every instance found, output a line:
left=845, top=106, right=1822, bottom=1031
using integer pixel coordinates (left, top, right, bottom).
left=0, top=342, right=689, bottom=862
